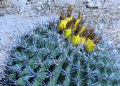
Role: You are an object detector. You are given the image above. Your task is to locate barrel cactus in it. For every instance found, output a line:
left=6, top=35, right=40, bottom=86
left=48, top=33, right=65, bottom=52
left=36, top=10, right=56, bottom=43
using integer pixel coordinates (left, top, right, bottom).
left=1, top=27, right=120, bottom=86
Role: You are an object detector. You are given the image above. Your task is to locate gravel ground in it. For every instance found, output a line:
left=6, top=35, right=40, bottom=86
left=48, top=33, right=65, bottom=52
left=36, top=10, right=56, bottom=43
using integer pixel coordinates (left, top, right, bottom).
left=0, top=0, right=120, bottom=79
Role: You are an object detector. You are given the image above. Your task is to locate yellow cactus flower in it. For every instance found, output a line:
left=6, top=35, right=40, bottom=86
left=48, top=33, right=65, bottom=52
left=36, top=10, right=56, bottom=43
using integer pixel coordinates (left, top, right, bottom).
left=73, top=19, right=80, bottom=31
left=58, top=16, right=73, bottom=31
left=73, top=13, right=83, bottom=31
left=79, top=37, right=86, bottom=46
left=85, top=38, right=96, bottom=52
left=64, top=29, right=71, bottom=38
left=65, top=16, right=73, bottom=22
left=58, top=5, right=73, bottom=31
left=75, top=19, right=80, bottom=27
left=79, top=26, right=86, bottom=34
left=58, top=20, right=68, bottom=31
left=71, top=34, right=80, bottom=46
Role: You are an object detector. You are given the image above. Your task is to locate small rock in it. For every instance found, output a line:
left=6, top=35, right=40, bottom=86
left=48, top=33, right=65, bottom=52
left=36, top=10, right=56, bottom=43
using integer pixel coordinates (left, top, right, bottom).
left=85, top=0, right=104, bottom=8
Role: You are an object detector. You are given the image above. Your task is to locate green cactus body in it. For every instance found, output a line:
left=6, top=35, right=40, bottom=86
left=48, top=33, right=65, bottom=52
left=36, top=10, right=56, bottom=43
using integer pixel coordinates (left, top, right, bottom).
left=1, top=28, right=120, bottom=86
